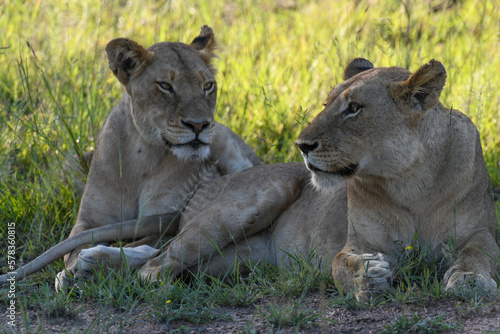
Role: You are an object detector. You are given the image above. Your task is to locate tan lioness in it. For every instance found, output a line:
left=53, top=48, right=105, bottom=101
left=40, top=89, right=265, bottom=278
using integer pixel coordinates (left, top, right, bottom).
left=296, top=58, right=500, bottom=302
left=47, top=26, right=265, bottom=290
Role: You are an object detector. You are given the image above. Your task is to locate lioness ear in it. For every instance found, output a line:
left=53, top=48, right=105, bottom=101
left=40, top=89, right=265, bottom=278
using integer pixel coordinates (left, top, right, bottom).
left=190, top=25, right=217, bottom=73
left=344, top=58, right=374, bottom=80
left=390, top=59, right=447, bottom=113
left=105, top=38, right=153, bottom=86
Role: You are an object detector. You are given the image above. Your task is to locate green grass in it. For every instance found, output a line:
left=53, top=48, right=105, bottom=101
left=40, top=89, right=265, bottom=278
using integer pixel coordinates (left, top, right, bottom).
left=381, top=313, right=457, bottom=334
left=258, top=298, right=319, bottom=331
left=1, top=0, right=500, bottom=332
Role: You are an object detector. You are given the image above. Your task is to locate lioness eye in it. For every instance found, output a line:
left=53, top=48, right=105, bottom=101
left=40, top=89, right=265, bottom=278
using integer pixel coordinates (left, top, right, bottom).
left=204, top=82, right=214, bottom=92
left=157, top=82, right=174, bottom=93
left=342, top=102, right=363, bottom=118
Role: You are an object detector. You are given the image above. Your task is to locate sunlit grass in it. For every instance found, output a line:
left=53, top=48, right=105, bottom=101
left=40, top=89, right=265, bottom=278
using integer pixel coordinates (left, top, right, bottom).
left=2, top=0, right=499, bottom=166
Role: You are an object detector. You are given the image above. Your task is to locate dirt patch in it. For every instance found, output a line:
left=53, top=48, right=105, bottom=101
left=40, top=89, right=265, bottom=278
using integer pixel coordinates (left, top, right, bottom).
left=2, top=293, right=499, bottom=333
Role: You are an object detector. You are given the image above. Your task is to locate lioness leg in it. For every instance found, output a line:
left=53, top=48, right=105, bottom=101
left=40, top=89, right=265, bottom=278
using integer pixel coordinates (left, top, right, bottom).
left=139, top=163, right=306, bottom=281
left=185, top=229, right=274, bottom=278
left=59, top=235, right=164, bottom=285
left=59, top=245, right=158, bottom=277
left=443, top=231, right=499, bottom=294
left=55, top=214, right=179, bottom=291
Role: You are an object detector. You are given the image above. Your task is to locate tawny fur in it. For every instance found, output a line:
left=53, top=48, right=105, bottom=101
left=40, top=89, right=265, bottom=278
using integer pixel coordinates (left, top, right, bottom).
left=297, top=58, right=499, bottom=302
left=47, top=26, right=260, bottom=290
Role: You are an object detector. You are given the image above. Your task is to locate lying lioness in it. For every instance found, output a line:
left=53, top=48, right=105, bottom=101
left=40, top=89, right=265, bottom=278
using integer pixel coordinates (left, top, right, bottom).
left=296, top=58, right=500, bottom=302
left=49, top=26, right=272, bottom=290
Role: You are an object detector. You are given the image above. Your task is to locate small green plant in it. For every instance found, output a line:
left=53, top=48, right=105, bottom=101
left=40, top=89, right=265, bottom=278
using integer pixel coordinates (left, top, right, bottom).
left=149, top=276, right=230, bottom=324
left=259, top=299, right=318, bottom=331
left=253, top=248, right=331, bottom=299
left=330, top=279, right=362, bottom=310
left=446, top=275, right=500, bottom=302
left=455, top=298, right=493, bottom=316
left=238, top=314, right=260, bottom=334
left=381, top=313, right=456, bottom=334
left=37, top=283, right=78, bottom=319
left=76, top=264, right=153, bottom=311
left=206, top=273, right=261, bottom=307
left=389, top=236, right=448, bottom=304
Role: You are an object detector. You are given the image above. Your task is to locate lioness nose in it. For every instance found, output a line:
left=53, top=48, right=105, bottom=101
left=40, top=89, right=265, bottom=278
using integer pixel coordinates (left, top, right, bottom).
left=297, top=142, right=319, bottom=154
left=182, top=120, right=210, bottom=134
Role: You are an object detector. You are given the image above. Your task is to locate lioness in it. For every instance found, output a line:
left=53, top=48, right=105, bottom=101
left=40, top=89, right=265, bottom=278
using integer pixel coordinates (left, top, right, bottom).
left=49, top=26, right=265, bottom=290
left=296, top=58, right=500, bottom=302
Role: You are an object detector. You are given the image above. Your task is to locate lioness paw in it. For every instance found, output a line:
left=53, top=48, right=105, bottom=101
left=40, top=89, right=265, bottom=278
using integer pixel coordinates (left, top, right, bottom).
left=55, top=263, right=92, bottom=292
left=54, top=253, right=98, bottom=292
left=138, top=265, right=162, bottom=282
left=354, top=253, right=392, bottom=303
left=55, top=270, right=74, bottom=292
left=445, top=271, right=498, bottom=297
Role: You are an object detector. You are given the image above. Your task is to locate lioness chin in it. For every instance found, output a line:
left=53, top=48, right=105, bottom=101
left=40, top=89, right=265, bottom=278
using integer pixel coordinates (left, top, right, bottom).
left=297, top=57, right=499, bottom=302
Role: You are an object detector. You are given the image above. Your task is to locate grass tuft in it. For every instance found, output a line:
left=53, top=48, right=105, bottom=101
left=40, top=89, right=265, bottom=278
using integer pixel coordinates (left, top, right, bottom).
left=259, top=298, right=319, bottom=331
left=389, top=239, right=448, bottom=305
left=381, top=313, right=456, bottom=334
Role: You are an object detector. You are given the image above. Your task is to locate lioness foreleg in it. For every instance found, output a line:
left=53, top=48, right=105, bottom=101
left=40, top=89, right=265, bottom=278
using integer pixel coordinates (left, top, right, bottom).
left=55, top=245, right=158, bottom=288
left=139, top=164, right=304, bottom=281
left=59, top=236, right=164, bottom=286
left=443, top=231, right=499, bottom=295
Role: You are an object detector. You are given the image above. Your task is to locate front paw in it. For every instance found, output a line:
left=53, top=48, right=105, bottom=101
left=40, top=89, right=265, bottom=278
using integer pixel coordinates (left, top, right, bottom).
left=138, top=253, right=182, bottom=282
left=354, top=253, right=392, bottom=303
left=138, top=264, right=163, bottom=282
left=445, top=270, right=498, bottom=297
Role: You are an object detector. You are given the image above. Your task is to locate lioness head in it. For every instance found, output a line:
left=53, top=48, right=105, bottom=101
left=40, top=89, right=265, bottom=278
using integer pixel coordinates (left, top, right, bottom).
left=296, top=58, right=447, bottom=189
left=105, top=25, right=218, bottom=161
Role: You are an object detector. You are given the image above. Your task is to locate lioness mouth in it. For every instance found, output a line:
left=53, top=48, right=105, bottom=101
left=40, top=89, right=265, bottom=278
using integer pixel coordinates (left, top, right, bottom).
left=186, top=139, right=207, bottom=149
left=308, top=163, right=358, bottom=177
left=161, top=136, right=207, bottom=149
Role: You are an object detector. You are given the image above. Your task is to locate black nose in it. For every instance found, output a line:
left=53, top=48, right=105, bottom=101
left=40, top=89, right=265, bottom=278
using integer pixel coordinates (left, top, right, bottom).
left=182, top=120, right=210, bottom=134
left=297, top=142, right=319, bottom=154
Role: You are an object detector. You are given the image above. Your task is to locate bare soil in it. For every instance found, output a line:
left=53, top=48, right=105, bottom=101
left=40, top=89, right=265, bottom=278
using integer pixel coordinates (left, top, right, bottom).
left=2, top=293, right=499, bottom=333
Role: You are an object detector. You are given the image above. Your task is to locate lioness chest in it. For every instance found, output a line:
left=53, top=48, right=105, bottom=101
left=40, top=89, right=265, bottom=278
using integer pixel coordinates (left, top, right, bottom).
left=93, top=123, right=220, bottom=222
left=122, top=146, right=220, bottom=218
